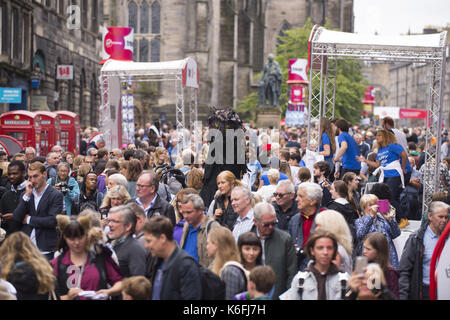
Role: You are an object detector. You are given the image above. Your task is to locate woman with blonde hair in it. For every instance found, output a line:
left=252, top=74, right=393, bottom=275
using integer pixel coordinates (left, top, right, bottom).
left=207, top=226, right=248, bottom=300
left=76, top=163, right=92, bottom=186
left=0, top=232, right=56, bottom=299
left=72, top=155, right=85, bottom=171
left=153, top=147, right=171, bottom=167
left=314, top=210, right=353, bottom=274
left=207, top=170, right=243, bottom=230
left=99, top=185, right=131, bottom=227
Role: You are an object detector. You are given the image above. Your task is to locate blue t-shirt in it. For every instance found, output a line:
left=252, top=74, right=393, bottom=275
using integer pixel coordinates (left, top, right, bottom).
left=338, top=132, right=361, bottom=170
left=319, top=133, right=334, bottom=164
left=247, top=160, right=263, bottom=186
left=183, top=225, right=200, bottom=262
left=260, top=172, right=289, bottom=186
left=376, top=143, right=405, bottom=178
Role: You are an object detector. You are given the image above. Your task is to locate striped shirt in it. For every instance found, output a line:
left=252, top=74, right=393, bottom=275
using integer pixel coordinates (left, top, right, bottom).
left=232, top=209, right=254, bottom=242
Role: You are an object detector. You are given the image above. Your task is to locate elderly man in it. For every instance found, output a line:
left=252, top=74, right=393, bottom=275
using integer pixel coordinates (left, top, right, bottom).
left=87, top=137, right=106, bottom=151
left=272, top=180, right=298, bottom=231
left=130, top=171, right=176, bottom=225
left=24, top=147, right=36, bottom=165
left=288, top=182, right=325, bottom=271
left=230, top=186, right=255, bottom=242
left=179, top=193, right=219, bottom=267
left=354, top=133, right=370, bottom=159
left=50, top=145, right=63, bottom=163
left=45, top=151, right=60, bottom=180
left=108, top=205, right=148, bottom=278
left=399, top=201, right=449, bottom=300
left=250, top=202, right=297, bottom=300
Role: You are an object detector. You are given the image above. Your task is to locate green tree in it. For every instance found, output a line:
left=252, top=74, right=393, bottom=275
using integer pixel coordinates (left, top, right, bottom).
left=236, top=18, right=367, bottom=124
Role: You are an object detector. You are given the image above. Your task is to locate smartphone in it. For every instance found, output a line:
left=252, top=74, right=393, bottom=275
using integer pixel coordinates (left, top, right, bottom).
left=377, top=199, right=389, bottom=213
left=355, top=256, right=368, bottom=274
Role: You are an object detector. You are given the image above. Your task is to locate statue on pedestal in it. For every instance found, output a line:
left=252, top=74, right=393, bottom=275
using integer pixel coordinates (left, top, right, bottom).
left=258, top=54, right=282, bottom=107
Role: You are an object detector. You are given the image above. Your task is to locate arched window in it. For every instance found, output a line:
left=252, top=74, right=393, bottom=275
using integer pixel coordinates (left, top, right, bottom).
left=91, top=75, right=97, bottom=126
left=79, top=69, right=85, bottom=125
left=128, top=1, right=138, bottom=33
left=140, top=1, right=149, bottom=34
left=150, top=38, right=160, bottom=62
left=140, top=38, right=149, bottom=62
left=151, top=1, right=161, bottom=34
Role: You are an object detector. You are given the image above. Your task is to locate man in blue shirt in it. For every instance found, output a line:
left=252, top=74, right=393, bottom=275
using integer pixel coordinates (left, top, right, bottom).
left=333, top=119, right=361, bottom=179
left=179, top=193, right=219, bottom=267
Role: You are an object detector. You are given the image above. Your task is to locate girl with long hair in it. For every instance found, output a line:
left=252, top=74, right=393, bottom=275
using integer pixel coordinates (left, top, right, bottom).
left=207, top=226, right=248, bottom=300
left=327, top=180, right=359, bottom=228
left=319, top=117, right=336, bottom=168
left=362, top=232, right=399, bottom=298
left=315, top=210, right=354, bottom=274
left=0, top=232, right=56, bottom=299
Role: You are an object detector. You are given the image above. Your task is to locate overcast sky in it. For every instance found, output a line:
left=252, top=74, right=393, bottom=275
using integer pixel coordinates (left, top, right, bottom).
left=353, top=0, right=450, bottom=36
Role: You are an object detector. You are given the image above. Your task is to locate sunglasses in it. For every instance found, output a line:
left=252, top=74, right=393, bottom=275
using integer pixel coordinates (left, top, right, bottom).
left=273, top=193, right=290, bottom=198
left=261, top=220, right=278, bottom=227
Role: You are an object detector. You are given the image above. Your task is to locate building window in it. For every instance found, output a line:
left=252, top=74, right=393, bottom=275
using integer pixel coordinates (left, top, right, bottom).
left=12, top=7, right=20, bottom=60
left=150, top=38, right=160, bottom=62
left=82, top=0, right=88, bottom=29
left=140, top=1, right=149, bottom=34
left=92, top=1, right=98, bottom=33
left=139, top=38, right=148, bottom=62
left=151, top=1, right=161, bottom=34
left=58, top=0, right=65, bottom=16
left=0, top=4, right=2, bottom=54
left=133, top=40, right=138, bottom=62
left=46, top=0, right=52, bottom=7
left=128, top=1, right=138, bottom=33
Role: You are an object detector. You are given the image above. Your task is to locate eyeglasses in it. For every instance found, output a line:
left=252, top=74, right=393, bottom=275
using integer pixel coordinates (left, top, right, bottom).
left=136, top=184, right=152, bottom=189
left=108, top=219, right=122, bottom=224
left=273, top=193, right=290, bottom=198
left=262, top=220, right=278, bottom=227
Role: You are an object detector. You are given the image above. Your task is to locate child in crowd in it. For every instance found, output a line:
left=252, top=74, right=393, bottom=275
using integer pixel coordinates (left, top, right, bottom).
left=121, top=276, right=152, bottom=300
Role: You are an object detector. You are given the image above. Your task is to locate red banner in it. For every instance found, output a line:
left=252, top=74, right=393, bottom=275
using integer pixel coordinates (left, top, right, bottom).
left=399, top=108, right=428, bottom=119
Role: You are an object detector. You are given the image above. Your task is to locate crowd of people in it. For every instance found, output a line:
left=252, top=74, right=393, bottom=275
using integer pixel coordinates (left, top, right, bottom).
left=0, top=116, right=448, bottom=301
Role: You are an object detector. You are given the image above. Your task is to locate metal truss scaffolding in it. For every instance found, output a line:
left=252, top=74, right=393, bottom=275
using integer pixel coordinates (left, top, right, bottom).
left=100, top=58, right=199, bottom=150
left=307, top=26, right=447, bottom=214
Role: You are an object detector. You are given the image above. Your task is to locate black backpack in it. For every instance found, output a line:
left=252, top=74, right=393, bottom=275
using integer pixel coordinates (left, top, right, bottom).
left=172, top=254, right=226, bottom=300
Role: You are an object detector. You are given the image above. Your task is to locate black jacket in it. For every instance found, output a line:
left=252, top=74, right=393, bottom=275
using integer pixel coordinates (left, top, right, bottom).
left=272, top=199, right=298, bottom=231
left=150, top=245, right=202, bottom=300
left=212, top=194, right=238, bottom=231
left=112, top=235, right=148, bottom=278
left=326, top=201, right=359, bottom=227
left=398, top=223, right=427, bottom=300
left=0, top=184, right=25, bottom=236
left=13, top=185, right=63, bottom=252
left=127, top=195, right=176, bottom=226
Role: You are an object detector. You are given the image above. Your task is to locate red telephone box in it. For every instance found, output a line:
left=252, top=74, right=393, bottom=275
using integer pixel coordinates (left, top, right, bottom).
left=0, top=111, right=42, bottom=155
left=34, top=111, right=61, bottom=156
left=55, top=111, right=80, bottom=155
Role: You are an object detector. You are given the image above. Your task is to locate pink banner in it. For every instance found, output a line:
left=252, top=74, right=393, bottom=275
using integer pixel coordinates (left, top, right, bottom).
left=288, top=59, right=308, bottom=83
left=290, top=86, right=303, bottom=103
left=399, top=108, right=428, bottom=119
left=101, top=27, right=134, bottom=64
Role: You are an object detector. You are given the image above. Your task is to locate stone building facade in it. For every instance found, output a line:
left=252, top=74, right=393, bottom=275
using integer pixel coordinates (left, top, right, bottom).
left=0, top=0, right=103, bottom=128
left=0, top=0, right=33, bottom=113
left=104, top=0, right=354, bottom=127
